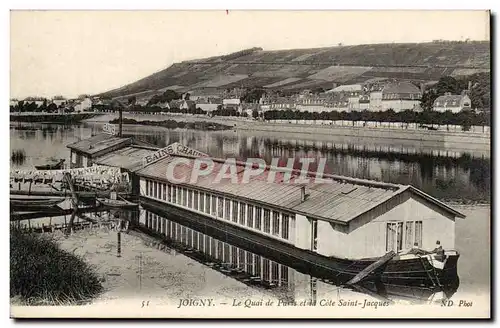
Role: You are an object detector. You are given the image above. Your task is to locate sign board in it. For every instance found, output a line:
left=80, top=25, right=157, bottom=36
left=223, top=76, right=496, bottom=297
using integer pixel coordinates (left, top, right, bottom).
left=103, top=123, right=117, bottom=135
left=170, top=142, right=209, bottom=158
left=141, top=142, right=209, bottom=168
left=142, top=146, right=173, bottom=167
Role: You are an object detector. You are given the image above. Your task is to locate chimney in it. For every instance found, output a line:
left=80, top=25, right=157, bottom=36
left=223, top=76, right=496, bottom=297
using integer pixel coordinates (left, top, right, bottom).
left=300, top=185, right=307, bottom=202
left=420, top=83, right=425, bottom=93
left=468, top=81, right=472, bottom=91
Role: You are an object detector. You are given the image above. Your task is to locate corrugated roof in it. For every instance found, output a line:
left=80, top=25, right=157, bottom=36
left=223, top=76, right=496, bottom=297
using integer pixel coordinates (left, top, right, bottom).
left=382, top=82, right=421, bottom=94
left=328, top=84, right=362, bottom=93
left=66, top=134, right=132, bottom=156
left=93, top=146, right=156, bottom=172
left=134, top=154, right=464, bottom=224
left=433, top=95, right=466, bottom=107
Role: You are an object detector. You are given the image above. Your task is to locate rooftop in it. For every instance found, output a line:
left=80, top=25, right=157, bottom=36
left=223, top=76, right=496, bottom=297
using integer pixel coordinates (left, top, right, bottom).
left=92, top=146, right=157, bottom=172
left=327, top=84, right=362, bottom=93
left=66, top=134, right=132, bottom=156
left=382, top=82, right=421, bottom=94
left=434, top=94, right=467, bottom=107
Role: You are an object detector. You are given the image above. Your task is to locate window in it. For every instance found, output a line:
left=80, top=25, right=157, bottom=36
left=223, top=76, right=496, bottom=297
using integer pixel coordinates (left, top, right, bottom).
left=263, top=259, right=270, bottom=281
left=238, top=249, right=245, bottom=268
left=162, top=184, right=167, bottom=201
left=311, top=219, right=318, bottom=251
left=271, top=262, right=279, bottom=284
left=232, top=201, right=238, bottom=222
left=386, top=222, right=404, bottom=252
left=188, top=189, right=193, bottom=208
left=153, top=182, right=158, bottom=198
left=247, top=205, right=254, bottom=228
left=272, top=211, right=280, bottom=236
left=255, top=207, right=262, bottom=230
left=217, top=197, right=223, bottom=218
left=405, top=221, right=414, bottom=249
left=281, top=265, right=289, bottom=285
left=167, top=184, right=172, bottom=202
left=158, top=183, right=162, bottom=200
left=206, top=194, right=212, bottom=214
left=224, top=199, right=231, bottom=220
left=246, top=252, right=253, bottom=272
left=239, top=203, right=246, bottom=225
left=223, top=243, right=230, bottom=263
left=199, top=192, right=205, bottom=211
left=231, top=246, right=238, bottom=265
left=148, top=180, right=153, bottom=196
left=281, top=214, right=289, bottom=240
left=255, top=255, right=261, bottom=276
left=415, top=221, right=423, bottom=247
left=193, top=191, right=199, bottom=210
left=263, top=209, right=271, bottom=233
left=182, top=188, right=187, bottom=206
left=172, top=186, right=177, bottom=203
left=217, top=241, right=224, bottom=260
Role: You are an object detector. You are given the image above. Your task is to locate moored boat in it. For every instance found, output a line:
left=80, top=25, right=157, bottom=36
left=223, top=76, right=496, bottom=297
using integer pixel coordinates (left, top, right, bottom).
left=10, top=195, right=66, bottom=210
left=35, top=159, right=65, bottom=170
left=96, top=197, right=139, bottom=209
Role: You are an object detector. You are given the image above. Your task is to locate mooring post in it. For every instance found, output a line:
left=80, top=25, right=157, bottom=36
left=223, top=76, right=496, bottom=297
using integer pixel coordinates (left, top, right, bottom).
left=117, top=231, right=121, bottom=257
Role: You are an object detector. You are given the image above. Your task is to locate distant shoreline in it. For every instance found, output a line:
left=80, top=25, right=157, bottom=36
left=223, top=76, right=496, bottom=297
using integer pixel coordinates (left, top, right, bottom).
left=11, top=112, right=103, bottom=123
left=86, top=112, right=490, bottom=151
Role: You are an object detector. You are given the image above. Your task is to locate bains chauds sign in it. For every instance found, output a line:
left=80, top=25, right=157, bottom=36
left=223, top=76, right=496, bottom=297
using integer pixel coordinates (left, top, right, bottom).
left=142, top=142, right=208, bottom=167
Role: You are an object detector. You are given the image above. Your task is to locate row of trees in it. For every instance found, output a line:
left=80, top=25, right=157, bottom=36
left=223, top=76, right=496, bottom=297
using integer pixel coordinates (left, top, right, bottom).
left=10, top=101, right=64, bottom=113
left=262, top=109, right=490, bottom=128
left=124, top=104, right=205, bottom=115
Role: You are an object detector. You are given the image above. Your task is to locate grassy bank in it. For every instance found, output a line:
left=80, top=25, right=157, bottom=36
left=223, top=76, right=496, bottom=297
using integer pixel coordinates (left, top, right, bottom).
left=109, top=117, right=233, bottom=131
left=10, top=227, right=103, bottom=305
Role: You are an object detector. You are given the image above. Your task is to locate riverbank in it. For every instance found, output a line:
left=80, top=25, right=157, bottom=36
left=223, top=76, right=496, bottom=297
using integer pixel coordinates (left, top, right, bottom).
left=11, top=112, right=103, bottom=123
left=108, top=117, right=232, bottom=131
left=86, top=113, right=490, bottom=152
left=10, top=202, right=490, bottom=318
left=10, top=226, right=280, bottom=310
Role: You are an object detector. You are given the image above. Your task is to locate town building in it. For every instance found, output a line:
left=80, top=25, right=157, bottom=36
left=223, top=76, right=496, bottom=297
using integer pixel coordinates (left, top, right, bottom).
left=74, top=97, right=93, bottom=112
left=380, top=82, right=422, bottom=112
left=67, top=134, right=133, bottom=168
left=433, top=92, right=472, bottom=113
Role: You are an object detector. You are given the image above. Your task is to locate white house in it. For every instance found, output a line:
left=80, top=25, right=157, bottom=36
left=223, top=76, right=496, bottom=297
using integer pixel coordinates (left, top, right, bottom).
left=433, top=93, right=472, bottom=113
left=74, top=98, right=93, bottom=112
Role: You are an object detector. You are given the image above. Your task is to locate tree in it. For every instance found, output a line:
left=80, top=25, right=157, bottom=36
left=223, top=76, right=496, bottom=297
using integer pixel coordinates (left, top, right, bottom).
left=128, top=95, right=137, bottom=105
left=252, top=109, right=259, bottom=119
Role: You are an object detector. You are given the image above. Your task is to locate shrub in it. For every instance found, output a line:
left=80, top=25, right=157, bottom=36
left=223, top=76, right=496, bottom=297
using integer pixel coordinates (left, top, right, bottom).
left=10, top=227, right=103, bottom=305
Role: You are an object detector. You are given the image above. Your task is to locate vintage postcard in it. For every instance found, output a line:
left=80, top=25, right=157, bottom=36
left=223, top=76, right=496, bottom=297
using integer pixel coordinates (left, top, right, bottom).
left=9, top=10, right=491, bottom=319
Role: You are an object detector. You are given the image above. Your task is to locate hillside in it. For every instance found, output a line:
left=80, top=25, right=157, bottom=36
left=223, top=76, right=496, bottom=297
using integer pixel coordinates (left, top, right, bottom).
left=99, top=41, right=490, bottom=99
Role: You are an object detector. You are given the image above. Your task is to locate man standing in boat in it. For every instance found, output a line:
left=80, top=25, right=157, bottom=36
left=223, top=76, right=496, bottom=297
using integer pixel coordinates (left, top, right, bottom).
left=432, top=240, right=446, bottom=261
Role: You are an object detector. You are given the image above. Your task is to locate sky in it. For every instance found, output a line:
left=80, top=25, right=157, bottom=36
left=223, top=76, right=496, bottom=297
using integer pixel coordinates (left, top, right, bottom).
left=10, top=10, right=490, bottom=99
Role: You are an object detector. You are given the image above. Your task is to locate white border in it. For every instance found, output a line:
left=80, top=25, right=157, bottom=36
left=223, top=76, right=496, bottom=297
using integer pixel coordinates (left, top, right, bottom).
left=3, top=2, right=497, bottom=327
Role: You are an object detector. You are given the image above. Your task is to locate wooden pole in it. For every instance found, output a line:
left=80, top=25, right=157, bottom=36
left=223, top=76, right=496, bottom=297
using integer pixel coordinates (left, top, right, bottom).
left=117, top=231, right=121, bottom=257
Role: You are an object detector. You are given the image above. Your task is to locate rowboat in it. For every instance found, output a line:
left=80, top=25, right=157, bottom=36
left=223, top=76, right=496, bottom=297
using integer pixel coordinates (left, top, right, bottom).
left=10, top=195, right=66, bottom=210
left=96, top=197, right=139, bottom=209
left=35, top=159, right=65, bottom=170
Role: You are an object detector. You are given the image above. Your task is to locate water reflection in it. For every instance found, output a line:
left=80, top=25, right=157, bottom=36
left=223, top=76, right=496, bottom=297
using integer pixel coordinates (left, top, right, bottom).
left=138, top=207, right=459, bottom=305
left=9, top=122, right=490, bottom=202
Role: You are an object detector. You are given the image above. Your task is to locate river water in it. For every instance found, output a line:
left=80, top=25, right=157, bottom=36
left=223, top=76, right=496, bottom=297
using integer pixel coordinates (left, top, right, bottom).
left=9, top=122, right=491, bottom=306
left=10, top=122, right=490, bottom=202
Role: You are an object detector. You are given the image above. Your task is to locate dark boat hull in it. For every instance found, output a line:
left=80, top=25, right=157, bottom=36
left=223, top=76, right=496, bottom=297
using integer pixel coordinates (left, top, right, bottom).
left=35, top=160, right=65, bottom=170
left=10, top=196, right=66, bottom=210
left=139, top=197, right=459, bottom=288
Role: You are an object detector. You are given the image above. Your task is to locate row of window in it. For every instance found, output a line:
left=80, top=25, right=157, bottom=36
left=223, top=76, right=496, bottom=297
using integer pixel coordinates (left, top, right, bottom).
left=386, top=220, right=423, bottom=252
left=144, top=179, right=291, bottom=241
left=143, top=211, right=290, bottom=286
